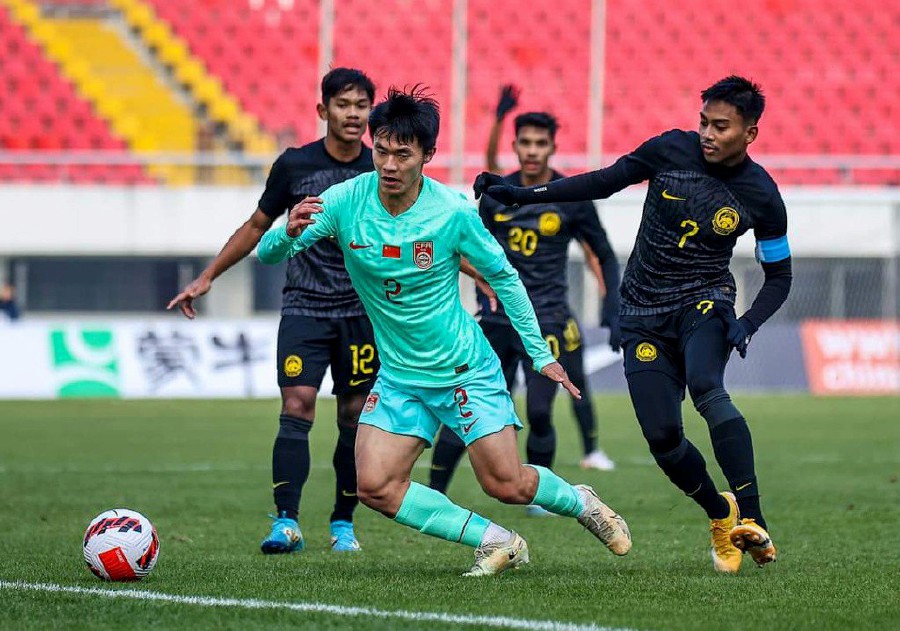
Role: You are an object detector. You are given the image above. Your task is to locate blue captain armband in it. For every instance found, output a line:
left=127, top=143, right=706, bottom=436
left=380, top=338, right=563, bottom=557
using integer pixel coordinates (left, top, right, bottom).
left=755, top=235, right=791, bottom=263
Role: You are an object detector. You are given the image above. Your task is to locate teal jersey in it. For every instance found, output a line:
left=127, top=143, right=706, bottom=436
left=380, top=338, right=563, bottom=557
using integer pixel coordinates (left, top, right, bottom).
left=258, top=171, right=554, bottom=387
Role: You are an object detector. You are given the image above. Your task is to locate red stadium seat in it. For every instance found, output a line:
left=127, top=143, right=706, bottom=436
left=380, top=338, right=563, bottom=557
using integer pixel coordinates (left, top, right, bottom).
left=0, top=4, right=153, bottom=184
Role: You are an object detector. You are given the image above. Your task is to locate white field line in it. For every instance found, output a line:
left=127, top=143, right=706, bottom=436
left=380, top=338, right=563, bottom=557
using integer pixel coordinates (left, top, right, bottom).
left=0, top=580, right=635, bottom=631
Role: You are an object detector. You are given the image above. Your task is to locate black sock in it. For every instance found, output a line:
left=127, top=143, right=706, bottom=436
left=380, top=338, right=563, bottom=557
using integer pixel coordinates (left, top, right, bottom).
left=330, top=423, right=358, bottom=523
left=272, top=415, right=312, bottom=521
left=572, top=397, right=597, bottom=455
left=653, top=438, right=729, bottom=520
left=429, top=426, right=466, bottom=493
left=526, top=427, right=556, bottom=469
left=710, top=416, right=766, bottom=529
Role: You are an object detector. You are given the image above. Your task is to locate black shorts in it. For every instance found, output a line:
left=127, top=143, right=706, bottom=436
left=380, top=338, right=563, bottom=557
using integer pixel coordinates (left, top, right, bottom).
left=621, top=300, right=733, bottom=386
left=276, top=315, right=379, bottom=394
left=480, top=317, right=583, bottom=388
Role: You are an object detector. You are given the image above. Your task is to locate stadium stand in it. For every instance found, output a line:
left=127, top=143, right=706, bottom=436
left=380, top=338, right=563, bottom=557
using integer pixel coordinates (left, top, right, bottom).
left=0, top=1, right=151, bottom=183
left=0, top=0, right=895, bottom=185
left=332, top=0, right=455, bottom=181
left=465, top=0, right=591, bottom=157
left=602, top=0, right=899, bottom=184
left=143, top=0, right=318, bottom=148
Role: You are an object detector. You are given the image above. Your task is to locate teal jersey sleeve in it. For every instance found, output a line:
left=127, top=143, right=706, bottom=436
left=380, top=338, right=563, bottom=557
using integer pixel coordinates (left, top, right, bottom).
left=455, top=208, right=555, bottom=372
left=256, top=179, right=347, bottom=264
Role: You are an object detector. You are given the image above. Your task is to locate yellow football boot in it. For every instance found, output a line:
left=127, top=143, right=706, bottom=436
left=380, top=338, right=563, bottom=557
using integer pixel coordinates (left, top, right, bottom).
left=710, top=492, right=742, bottom=573
left=730, top=518, right=777, bottom=567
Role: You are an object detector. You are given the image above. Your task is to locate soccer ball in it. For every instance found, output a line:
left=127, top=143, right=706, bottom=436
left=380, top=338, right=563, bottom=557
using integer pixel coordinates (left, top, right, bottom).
left=83, top=508, right=160, bottom=581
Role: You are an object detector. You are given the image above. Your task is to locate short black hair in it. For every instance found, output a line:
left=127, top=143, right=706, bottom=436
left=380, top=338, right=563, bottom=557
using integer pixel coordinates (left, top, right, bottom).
left=701, top=75, right=765, bottom=124
left=514, top=112, right=558, bottom=139
left=321, top=67, right=375, bottom=104
left=368, top=85, right=440, bottom=153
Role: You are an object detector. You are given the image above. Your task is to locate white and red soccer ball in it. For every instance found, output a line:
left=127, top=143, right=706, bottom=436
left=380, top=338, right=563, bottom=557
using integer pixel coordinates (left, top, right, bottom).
left=83, top=509, right=160, bottom=581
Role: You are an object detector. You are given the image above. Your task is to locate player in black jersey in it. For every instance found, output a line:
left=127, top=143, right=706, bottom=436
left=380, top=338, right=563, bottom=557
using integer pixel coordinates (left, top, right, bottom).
left=475, top=76, right=790, bottom=572
left=168, top=68, right=378, bottom=554
left=486, top=84, right=619, bottom=471
left=429, top=109, right=622, bottom=507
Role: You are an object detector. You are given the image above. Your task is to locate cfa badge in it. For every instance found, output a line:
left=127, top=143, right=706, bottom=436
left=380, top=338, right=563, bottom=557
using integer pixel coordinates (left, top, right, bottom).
left=413, top=241, right=434, bottom=270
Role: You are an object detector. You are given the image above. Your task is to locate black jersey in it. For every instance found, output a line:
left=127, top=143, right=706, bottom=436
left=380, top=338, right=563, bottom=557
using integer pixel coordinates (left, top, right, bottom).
left=258, top=139, right=374, bottom=317
left=543, top=130, right=785, bottom=315
left=478, top=170, right=616, bottom=323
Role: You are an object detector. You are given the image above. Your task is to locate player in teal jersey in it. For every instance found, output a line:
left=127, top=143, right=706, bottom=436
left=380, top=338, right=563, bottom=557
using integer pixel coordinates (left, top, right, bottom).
left=258, top=86, right=631, bottom=576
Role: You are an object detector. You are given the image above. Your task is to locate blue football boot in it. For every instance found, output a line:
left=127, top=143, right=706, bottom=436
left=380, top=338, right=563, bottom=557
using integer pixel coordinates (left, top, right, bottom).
left=261, top=512, right=304, bottom=554
left=329, top=520, right=361, bottom=552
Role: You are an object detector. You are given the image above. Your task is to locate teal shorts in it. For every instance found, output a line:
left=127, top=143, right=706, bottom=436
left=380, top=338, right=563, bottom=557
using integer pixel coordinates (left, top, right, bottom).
left=359, top=356, right=522, bottom=447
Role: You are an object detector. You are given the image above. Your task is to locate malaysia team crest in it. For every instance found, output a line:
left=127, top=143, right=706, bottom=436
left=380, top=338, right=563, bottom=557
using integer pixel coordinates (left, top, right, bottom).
left=712, top=207, right=740, bottom=235
left=414, top=241, right=434, bottom=270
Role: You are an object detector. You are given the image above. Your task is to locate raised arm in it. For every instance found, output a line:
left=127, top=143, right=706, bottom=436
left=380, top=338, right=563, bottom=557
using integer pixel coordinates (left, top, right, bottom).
left=485, top=84, right=520, bottom=174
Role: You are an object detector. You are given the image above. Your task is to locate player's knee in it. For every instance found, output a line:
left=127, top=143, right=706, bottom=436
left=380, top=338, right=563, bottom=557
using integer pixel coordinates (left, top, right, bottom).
left=693, top=387, right=742, bottom=428
left=526, top=428, right=556, bottom=455
left=479, top=471, right=531, bottom=505
left=651, top=436, right=689, bottom=466
left=355, top=474, right=398, bottom=514
left=640, top=424, right=682, bottom=456
left=336, top=394, right=367, bottom=425
left=687, top=373, right=724, bottom=402
left=281, top=390, right=316, bottom=420
left=527, top=404, right=553, bottom=431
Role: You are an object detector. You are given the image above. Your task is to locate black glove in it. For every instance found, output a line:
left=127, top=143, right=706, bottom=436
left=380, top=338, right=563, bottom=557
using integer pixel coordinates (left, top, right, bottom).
left=725, top=315, right=756, bottom=359
left=473, top=171, right=522, bottom=206
left=496, top=84, right=520, bottom=120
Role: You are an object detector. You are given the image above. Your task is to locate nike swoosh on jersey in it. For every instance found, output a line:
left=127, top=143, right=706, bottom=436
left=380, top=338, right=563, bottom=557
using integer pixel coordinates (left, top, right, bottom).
left=494, top=213, right=513, bottom=222
left=735, top=482, right=753, bottom=491
left=341, top=490, right=357, bottom=497
left=661, top=190, right=687, bottom=201
left=272, top=481, right=290, bottom=489
left=462, top=420, right=478, bottom=434
left=349, top=241, right=372, bottom=250
left=349, top=378, right=371, bottom=386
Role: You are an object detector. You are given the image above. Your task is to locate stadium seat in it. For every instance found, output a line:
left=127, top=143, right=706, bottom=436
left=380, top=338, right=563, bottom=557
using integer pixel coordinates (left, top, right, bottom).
left=0, top=4, right=152, bottom=184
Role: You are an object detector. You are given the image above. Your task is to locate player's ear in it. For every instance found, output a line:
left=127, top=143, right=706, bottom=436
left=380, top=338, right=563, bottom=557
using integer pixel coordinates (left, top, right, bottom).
left=549, top=139, right=557, bottom=157
left=423, top=147, right=436, bottom=164
left=745, top=123, right=758, bottom=146
left=316, top=101, right=328, bottom=122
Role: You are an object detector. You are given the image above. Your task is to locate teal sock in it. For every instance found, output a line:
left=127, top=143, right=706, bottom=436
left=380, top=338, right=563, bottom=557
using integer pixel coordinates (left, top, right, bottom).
left=394, top=482, right=490, bottom=548
left=528, top=465, right=584, bottom=517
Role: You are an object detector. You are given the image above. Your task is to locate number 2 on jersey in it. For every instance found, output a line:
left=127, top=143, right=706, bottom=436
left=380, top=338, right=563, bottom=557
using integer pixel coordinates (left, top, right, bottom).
left=383, top=278, right=402, bottom=303
left=678, top=220, right=699, bottom=248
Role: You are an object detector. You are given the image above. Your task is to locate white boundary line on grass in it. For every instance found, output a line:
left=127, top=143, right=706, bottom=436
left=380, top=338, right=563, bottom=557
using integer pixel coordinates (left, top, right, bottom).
left=0, top=580, right=634, bottom=631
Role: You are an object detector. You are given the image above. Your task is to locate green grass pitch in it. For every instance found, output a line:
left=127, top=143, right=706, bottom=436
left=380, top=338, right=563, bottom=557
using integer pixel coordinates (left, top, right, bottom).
left=0, top=395, right=897, bottom=630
